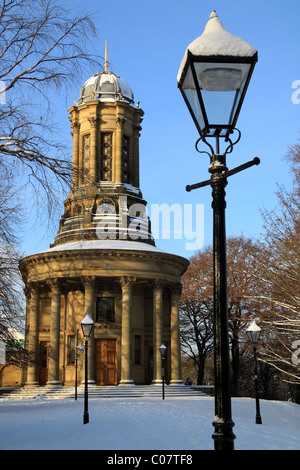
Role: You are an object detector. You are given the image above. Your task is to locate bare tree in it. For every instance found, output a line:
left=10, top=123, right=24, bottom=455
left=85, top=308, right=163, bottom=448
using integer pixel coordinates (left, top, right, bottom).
left=0, top=0, right=99, bottom=215
left=0, top=0, right=100, bottom=346
left=180, top=236, right=265, bottom=392
left=254, top=146, right=300, bottom=392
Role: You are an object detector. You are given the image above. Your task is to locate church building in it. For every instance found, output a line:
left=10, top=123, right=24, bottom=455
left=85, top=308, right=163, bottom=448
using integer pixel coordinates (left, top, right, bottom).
left=20, top=52, right=189, bottom=388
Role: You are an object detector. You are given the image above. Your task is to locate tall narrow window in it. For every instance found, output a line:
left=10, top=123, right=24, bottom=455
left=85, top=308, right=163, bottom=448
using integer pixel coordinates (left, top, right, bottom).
left=83, top=134, right=90, bottom=178
left=122, top=135, right=130, bottom=183
left=68, top=335, right=76, bottom=364
left=100, top=133, right=112, bottom=181
left=96, top=297, right=115, bottom=322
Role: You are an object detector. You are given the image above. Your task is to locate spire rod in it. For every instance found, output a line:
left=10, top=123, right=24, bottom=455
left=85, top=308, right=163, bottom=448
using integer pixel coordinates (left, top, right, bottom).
left=104, top=40, right=108, bottom=72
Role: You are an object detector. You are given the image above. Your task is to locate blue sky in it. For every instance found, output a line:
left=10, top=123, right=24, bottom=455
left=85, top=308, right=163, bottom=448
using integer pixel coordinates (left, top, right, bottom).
left=22, top=0, right=300, bottom=260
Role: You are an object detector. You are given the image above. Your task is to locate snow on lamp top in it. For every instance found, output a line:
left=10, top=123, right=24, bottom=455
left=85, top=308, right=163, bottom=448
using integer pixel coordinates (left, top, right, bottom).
left=246, top=320, right=261, bottom=344
left=177, top=11, right=257, bottom=82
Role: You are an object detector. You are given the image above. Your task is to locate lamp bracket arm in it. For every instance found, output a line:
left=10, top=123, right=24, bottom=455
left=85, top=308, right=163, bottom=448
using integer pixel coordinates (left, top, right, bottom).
left=226, top=157, right=260, bottom=179
left=185, top=157, right=260, bottom=192
left=186, top=179, right=210, bottom=192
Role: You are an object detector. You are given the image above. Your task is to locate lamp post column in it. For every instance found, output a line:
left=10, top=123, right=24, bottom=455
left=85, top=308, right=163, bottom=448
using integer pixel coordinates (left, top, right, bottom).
left=253, top=345, right=262, bottom=424
left=81, top=313, right=94, bottom=424
left=83, top=337, right=89, bottom=423
left=210, top=153, right=235, bottom=450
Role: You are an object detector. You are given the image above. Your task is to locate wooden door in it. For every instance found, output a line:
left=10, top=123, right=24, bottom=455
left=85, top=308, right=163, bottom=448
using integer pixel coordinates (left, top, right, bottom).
left=39, top=341, right=49, bottom=385
left=94, top=339, right=117, bottom=385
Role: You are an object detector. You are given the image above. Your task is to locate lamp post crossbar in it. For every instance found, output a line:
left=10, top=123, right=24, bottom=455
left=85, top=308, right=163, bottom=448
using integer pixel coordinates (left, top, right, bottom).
left=186, top=156, right=260, bottom=192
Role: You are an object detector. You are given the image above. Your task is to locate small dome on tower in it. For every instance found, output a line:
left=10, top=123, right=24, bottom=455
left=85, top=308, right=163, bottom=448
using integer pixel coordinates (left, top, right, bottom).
left=78, top=70, right=134, bottom=105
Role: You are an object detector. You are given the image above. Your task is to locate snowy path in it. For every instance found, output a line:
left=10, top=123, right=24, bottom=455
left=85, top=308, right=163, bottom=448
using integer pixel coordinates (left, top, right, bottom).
left=0, top=396, right=299, bottom=450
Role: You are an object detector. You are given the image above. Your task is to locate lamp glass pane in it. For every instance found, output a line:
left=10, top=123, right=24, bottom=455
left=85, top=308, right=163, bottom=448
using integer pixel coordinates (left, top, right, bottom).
left=81, top=313, right=94, bottom=338
left=194, top=61, right=252, bottom=133
left=181, top=64, right=206, bottom=133
left=195, top=62, right=250, bottom=91
left=81, top=324, right=92, bottom=338
left=247, top=329, right=260, bottom=344
left=159, top=344, right=166, bottom=358
left=201, top=89, right=238, bottom=128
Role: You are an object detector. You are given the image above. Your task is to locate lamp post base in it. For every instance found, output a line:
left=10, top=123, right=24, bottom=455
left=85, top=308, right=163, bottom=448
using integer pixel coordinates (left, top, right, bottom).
left=212, top=418, right=236, bottom=450
left=83, top=412, right=89, bottom=425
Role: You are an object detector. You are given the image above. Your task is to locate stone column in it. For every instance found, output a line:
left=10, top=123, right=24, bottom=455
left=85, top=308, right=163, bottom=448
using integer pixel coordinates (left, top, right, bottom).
left=152, top=280, right=165, bottom=384
left=71, top=121, right=80, bottom=188
left=115, top=115, right=126, bottom=183
left=170, top=284, right=183, bottom=385
left=119, top=276, right=135, bottom=385
left=88, top=117, right=98, bottom=183
left=82, top=276, right=96, bottom=384
left=47, top=279, right=61, bottom=386
left=25, top=284, right=40, bottom=385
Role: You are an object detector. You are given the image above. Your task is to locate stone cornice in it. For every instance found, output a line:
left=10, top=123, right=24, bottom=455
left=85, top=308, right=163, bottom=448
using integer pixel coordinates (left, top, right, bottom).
left=21, top=247, right=188, bottom=269
left=19, top=245, right=189, bottom=286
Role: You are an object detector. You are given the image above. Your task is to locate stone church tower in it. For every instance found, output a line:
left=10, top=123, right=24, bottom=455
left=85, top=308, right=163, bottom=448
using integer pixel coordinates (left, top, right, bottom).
left=20, top=54, right=189, bottom=388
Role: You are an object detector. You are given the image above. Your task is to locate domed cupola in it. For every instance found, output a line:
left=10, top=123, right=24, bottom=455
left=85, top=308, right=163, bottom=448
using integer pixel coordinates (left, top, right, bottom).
left=78, top=44, right=134, bottom=105
left=79, top=70, right=134, bottom=105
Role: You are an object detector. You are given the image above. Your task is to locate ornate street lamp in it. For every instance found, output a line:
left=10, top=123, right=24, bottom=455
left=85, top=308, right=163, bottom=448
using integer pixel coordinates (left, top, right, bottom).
left=159, top=343, right=167, bottom=400
left=177, top=10, right=257, bottom=140
left=75, top=344, right=84, bottom=401
left=81, top=313, right=94, bottom=424
left=178, top=11, right=259, bottom=450
left=246, top=320, right=262, bottom=424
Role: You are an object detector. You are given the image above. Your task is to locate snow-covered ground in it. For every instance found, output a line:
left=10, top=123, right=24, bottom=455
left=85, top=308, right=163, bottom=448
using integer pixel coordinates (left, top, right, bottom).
left=0, top=396, right=299, bottom=451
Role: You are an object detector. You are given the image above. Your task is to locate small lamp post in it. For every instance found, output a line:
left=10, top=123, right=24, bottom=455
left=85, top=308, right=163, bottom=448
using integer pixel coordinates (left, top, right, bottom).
left=81, top=313, right=94, bottom=424
left=75, top=344, right=84, bottom=401
left=246, top=320, right=262, bottom=424
left=178, top=11, right=259, bottom=450
left=159, top=343, right=167, bottom=400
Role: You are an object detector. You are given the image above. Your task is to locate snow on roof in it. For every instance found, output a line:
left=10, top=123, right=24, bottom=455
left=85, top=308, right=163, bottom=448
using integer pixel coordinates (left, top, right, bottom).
left=42, top=240, right=167, bottom=255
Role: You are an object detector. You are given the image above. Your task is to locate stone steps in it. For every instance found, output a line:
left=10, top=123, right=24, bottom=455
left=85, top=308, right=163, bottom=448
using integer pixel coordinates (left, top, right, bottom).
left=0, top=384, right=207, bottom=400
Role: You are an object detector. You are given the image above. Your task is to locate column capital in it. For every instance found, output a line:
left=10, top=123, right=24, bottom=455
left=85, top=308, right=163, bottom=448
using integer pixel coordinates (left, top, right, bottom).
left=153, top=278, right=167, bottom=291
left=120, top=276, right=136, bottom=289
left=116, top=116, right=127, bottom=128
left=47, top=278, right=61, bottom=291
left=70, top=121, right=80, bottom=133
left=26, top=282, right=41, bottom=296
left=87, top=116, right=100, bottom=128
left=81, top=276, right=96, bottom=288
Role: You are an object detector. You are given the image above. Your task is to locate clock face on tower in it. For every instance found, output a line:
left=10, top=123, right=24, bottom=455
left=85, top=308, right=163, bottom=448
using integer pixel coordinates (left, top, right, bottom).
left=97, top=198, right=116, bottom=215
